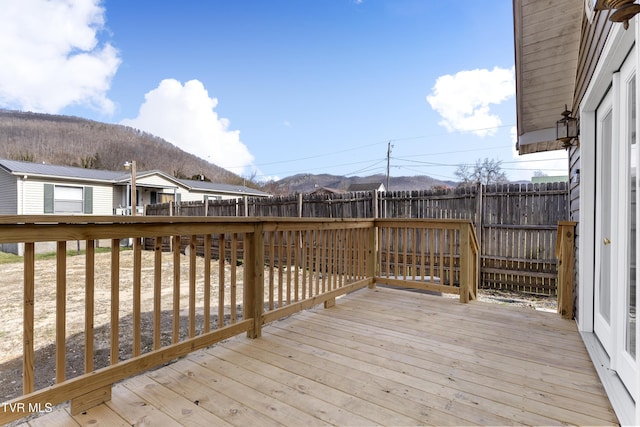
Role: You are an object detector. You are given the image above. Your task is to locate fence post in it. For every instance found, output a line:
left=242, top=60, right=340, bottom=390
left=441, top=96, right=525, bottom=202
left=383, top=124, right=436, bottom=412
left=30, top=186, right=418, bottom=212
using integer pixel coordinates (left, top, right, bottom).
left=556, top=221, right=577, bottom=319
left=244, top=223, right=264, bottom=338
left=298, top=193, right=303, bottom=217
left=373, top=190, right=379, bottom=219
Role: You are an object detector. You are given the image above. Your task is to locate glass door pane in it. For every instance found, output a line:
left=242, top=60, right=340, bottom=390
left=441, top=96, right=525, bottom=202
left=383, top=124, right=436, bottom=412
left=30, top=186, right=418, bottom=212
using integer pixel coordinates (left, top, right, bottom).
left=600, top=109, right=612, bottom=325
left=627, top=75, right=637, bottom=358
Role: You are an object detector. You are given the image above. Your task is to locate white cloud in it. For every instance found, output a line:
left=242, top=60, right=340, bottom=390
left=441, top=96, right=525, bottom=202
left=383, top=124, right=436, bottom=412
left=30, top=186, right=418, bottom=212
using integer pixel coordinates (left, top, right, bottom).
left=0, top=0, right=120, bottom=114
left=121, top=79, right=255, bottom=176
left=427, top=67, right=514, bottom=137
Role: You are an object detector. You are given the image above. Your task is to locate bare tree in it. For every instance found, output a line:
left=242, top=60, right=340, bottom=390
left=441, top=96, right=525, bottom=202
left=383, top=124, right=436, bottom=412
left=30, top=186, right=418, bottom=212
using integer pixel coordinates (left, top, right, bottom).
left=455, top=158, right=508, bottom=186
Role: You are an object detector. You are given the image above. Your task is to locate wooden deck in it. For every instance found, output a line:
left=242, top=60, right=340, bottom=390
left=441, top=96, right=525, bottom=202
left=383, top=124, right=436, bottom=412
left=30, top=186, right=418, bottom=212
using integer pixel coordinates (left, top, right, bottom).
left=19, top=287, right=618, bottom=426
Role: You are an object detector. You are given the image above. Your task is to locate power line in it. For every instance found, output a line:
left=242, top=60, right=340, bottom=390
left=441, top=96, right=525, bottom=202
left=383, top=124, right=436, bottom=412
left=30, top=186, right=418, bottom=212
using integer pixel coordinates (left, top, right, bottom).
left=228, top=124, right=518, bottom=172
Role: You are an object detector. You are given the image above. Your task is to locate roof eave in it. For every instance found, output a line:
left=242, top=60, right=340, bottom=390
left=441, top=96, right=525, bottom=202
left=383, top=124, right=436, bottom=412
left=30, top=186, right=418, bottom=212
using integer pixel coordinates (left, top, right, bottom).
left=513, top=0, right=584, bottom=155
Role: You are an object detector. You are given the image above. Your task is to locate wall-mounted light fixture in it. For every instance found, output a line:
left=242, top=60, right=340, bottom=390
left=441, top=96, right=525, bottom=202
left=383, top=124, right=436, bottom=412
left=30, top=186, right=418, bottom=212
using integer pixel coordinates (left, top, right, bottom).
left=556, top=105, right=579, bottom=149
left=597, top=0, right=640, bottom=30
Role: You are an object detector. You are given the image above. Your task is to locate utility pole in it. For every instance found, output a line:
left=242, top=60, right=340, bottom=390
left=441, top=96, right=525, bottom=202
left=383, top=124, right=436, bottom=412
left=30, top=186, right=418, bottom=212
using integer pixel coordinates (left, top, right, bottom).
left=386, top=141, right=392, bottom=191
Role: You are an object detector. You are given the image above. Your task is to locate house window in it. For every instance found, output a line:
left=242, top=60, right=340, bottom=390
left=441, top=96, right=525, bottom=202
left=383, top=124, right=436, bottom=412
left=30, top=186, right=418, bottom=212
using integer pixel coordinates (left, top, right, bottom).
left=44, top=184, right=93, bottom=214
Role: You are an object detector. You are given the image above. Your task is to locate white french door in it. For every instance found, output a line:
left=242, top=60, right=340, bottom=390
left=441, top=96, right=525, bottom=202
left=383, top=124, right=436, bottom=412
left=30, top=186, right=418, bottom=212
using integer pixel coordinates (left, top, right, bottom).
left=594, top=47, right=638, bottom=397
left=594, top=89, right=613, bottom=353
left=615, top=48, right=638, bottom=397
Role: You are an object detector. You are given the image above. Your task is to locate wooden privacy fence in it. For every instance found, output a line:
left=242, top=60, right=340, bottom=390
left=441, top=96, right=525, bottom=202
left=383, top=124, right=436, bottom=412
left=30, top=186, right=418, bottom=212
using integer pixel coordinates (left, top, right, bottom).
left=0, top=215, right=477, bottom=424
left=146, top=182, right=568, bottom=295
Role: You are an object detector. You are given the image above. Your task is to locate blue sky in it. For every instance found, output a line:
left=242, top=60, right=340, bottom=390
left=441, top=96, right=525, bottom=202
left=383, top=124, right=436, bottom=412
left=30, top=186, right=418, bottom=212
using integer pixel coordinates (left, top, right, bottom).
left=0, top=0, right=567, bottom=183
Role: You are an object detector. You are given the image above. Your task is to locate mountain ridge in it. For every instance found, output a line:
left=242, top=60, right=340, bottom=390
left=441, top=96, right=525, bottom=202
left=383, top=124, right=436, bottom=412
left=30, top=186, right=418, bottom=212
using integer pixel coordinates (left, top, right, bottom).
left=0, top=109, right=456, bottom=194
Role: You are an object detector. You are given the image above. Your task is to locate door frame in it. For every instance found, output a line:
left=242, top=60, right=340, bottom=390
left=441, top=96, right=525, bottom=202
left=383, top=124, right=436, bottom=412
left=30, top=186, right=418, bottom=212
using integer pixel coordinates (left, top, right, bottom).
left=578, top=17, right=638, bottom=425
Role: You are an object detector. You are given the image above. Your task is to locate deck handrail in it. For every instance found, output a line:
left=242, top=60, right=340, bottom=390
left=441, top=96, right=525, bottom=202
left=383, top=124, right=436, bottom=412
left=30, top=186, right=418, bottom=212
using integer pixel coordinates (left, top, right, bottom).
left=0, top=216, right=478, bottom=424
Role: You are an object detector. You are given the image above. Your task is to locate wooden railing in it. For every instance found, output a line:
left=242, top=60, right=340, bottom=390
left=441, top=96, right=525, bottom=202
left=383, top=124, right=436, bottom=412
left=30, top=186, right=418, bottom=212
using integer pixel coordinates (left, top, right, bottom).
left=0, top=216, right=477, bottom=424
left=376, top=219, right=479, bottom=302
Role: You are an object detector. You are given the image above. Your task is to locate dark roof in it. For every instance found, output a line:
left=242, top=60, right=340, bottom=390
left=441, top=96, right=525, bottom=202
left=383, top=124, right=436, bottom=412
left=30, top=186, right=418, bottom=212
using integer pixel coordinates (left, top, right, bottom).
left=0, top=158, right=126, bottom=181
left=347, top=183, right=384, bottom=192
left=180, top=179, right=270, bottom=197
left=0, top=158, right=271, bottom=197
left=309, top=186, right=345, bottom=195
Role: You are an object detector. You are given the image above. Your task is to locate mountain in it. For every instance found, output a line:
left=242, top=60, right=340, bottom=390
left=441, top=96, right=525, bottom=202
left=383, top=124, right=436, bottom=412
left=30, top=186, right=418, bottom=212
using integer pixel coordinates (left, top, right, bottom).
left=0, top=109, right=241, bottom=184
left=0, top=109, right=456, bottom=193
left=264, top=173, right=455, bottom=194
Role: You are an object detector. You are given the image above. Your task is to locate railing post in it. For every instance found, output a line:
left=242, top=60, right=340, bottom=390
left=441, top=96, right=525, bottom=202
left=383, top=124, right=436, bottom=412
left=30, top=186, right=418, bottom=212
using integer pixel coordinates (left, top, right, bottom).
left=459, top=224, right=470, bottom=303
left=23, top=242, right=35, bottom=395
left=56, top=241, right=67, bottom=383
left=556, top=221, right=577, bottom=319
left=368, top=221, right=377, bottom=288
left=245, top=223, right=264, bottom=338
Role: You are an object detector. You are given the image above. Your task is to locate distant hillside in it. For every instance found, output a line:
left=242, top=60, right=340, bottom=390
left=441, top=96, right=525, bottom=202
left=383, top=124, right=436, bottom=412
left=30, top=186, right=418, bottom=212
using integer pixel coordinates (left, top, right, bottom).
left=0, top=109, right=456, bottom=194
left=0, top=109, right=241, bottom=184
left=266, top=173, right=455, bottom=194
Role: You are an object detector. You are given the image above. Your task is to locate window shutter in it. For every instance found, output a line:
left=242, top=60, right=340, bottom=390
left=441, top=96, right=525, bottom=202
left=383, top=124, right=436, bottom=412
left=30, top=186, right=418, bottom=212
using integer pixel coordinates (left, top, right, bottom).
left=84, top=186, right=93, bottom=214
left=44, top=184, right=54, bottom=213
left=176, top=192, right=181, bottom=203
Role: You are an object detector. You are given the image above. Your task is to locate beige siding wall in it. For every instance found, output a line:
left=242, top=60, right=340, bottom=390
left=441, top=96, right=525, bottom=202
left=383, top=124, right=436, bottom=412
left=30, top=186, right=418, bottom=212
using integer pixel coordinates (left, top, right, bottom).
left=179, top=190, right=239, bottom=202
left=211, top=193, right=242, bottom=201
left=92, top=183, right=114, bottom=215
left=22, top=179, right=44, bottom=214
left=22, top=179, right=113, bottom=215
left=178, top=190, right=206, bottom=202
left=136, top=175, right=180, bottom=188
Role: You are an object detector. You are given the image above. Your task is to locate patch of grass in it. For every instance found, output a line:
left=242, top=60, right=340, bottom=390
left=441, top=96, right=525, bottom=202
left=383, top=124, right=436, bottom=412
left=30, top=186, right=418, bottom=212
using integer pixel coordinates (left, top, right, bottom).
left=0, top=252, right=22, bottom=264
left=0, top=246, right=131, bottom=264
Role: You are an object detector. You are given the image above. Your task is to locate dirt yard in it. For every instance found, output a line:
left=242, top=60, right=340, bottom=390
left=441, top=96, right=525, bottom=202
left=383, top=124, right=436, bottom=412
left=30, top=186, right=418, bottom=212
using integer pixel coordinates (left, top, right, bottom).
left=0, top=249, right=244, bottom=402
left=0, top=250, right=557, bottom=403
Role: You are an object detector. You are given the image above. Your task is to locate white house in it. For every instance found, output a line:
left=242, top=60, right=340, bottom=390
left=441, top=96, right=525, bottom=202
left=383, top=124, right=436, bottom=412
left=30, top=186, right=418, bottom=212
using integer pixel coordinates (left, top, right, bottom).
left=514, top=0, right=640, bottom=423
left=0, top=158, right=270, bottom=254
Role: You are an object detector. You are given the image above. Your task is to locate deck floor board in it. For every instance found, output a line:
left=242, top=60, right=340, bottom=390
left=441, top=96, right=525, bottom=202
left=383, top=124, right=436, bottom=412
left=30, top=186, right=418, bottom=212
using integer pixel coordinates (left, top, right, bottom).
left=25, top=287, right=619, bottom=426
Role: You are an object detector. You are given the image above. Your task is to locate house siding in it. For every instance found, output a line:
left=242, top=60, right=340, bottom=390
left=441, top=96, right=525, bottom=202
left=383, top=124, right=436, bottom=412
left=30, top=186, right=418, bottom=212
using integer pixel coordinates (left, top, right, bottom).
left=136, top=175, right=180, bottom=188
left=179, top=190, right=236, bottom=202
left=574, top=9, right=613, bottom=115
left=0, top=171, right=17, bottom=214
left=569, top=145, right=581, bottom=320
left=568, top=7, right=614, bottom=323
left=21, top=179, right=113, bottom=215
left=92, top=183, right=113, bottom=215
left=22, top=179, right=45, bottom=214
left=176, top=187, right=201, bottom=202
